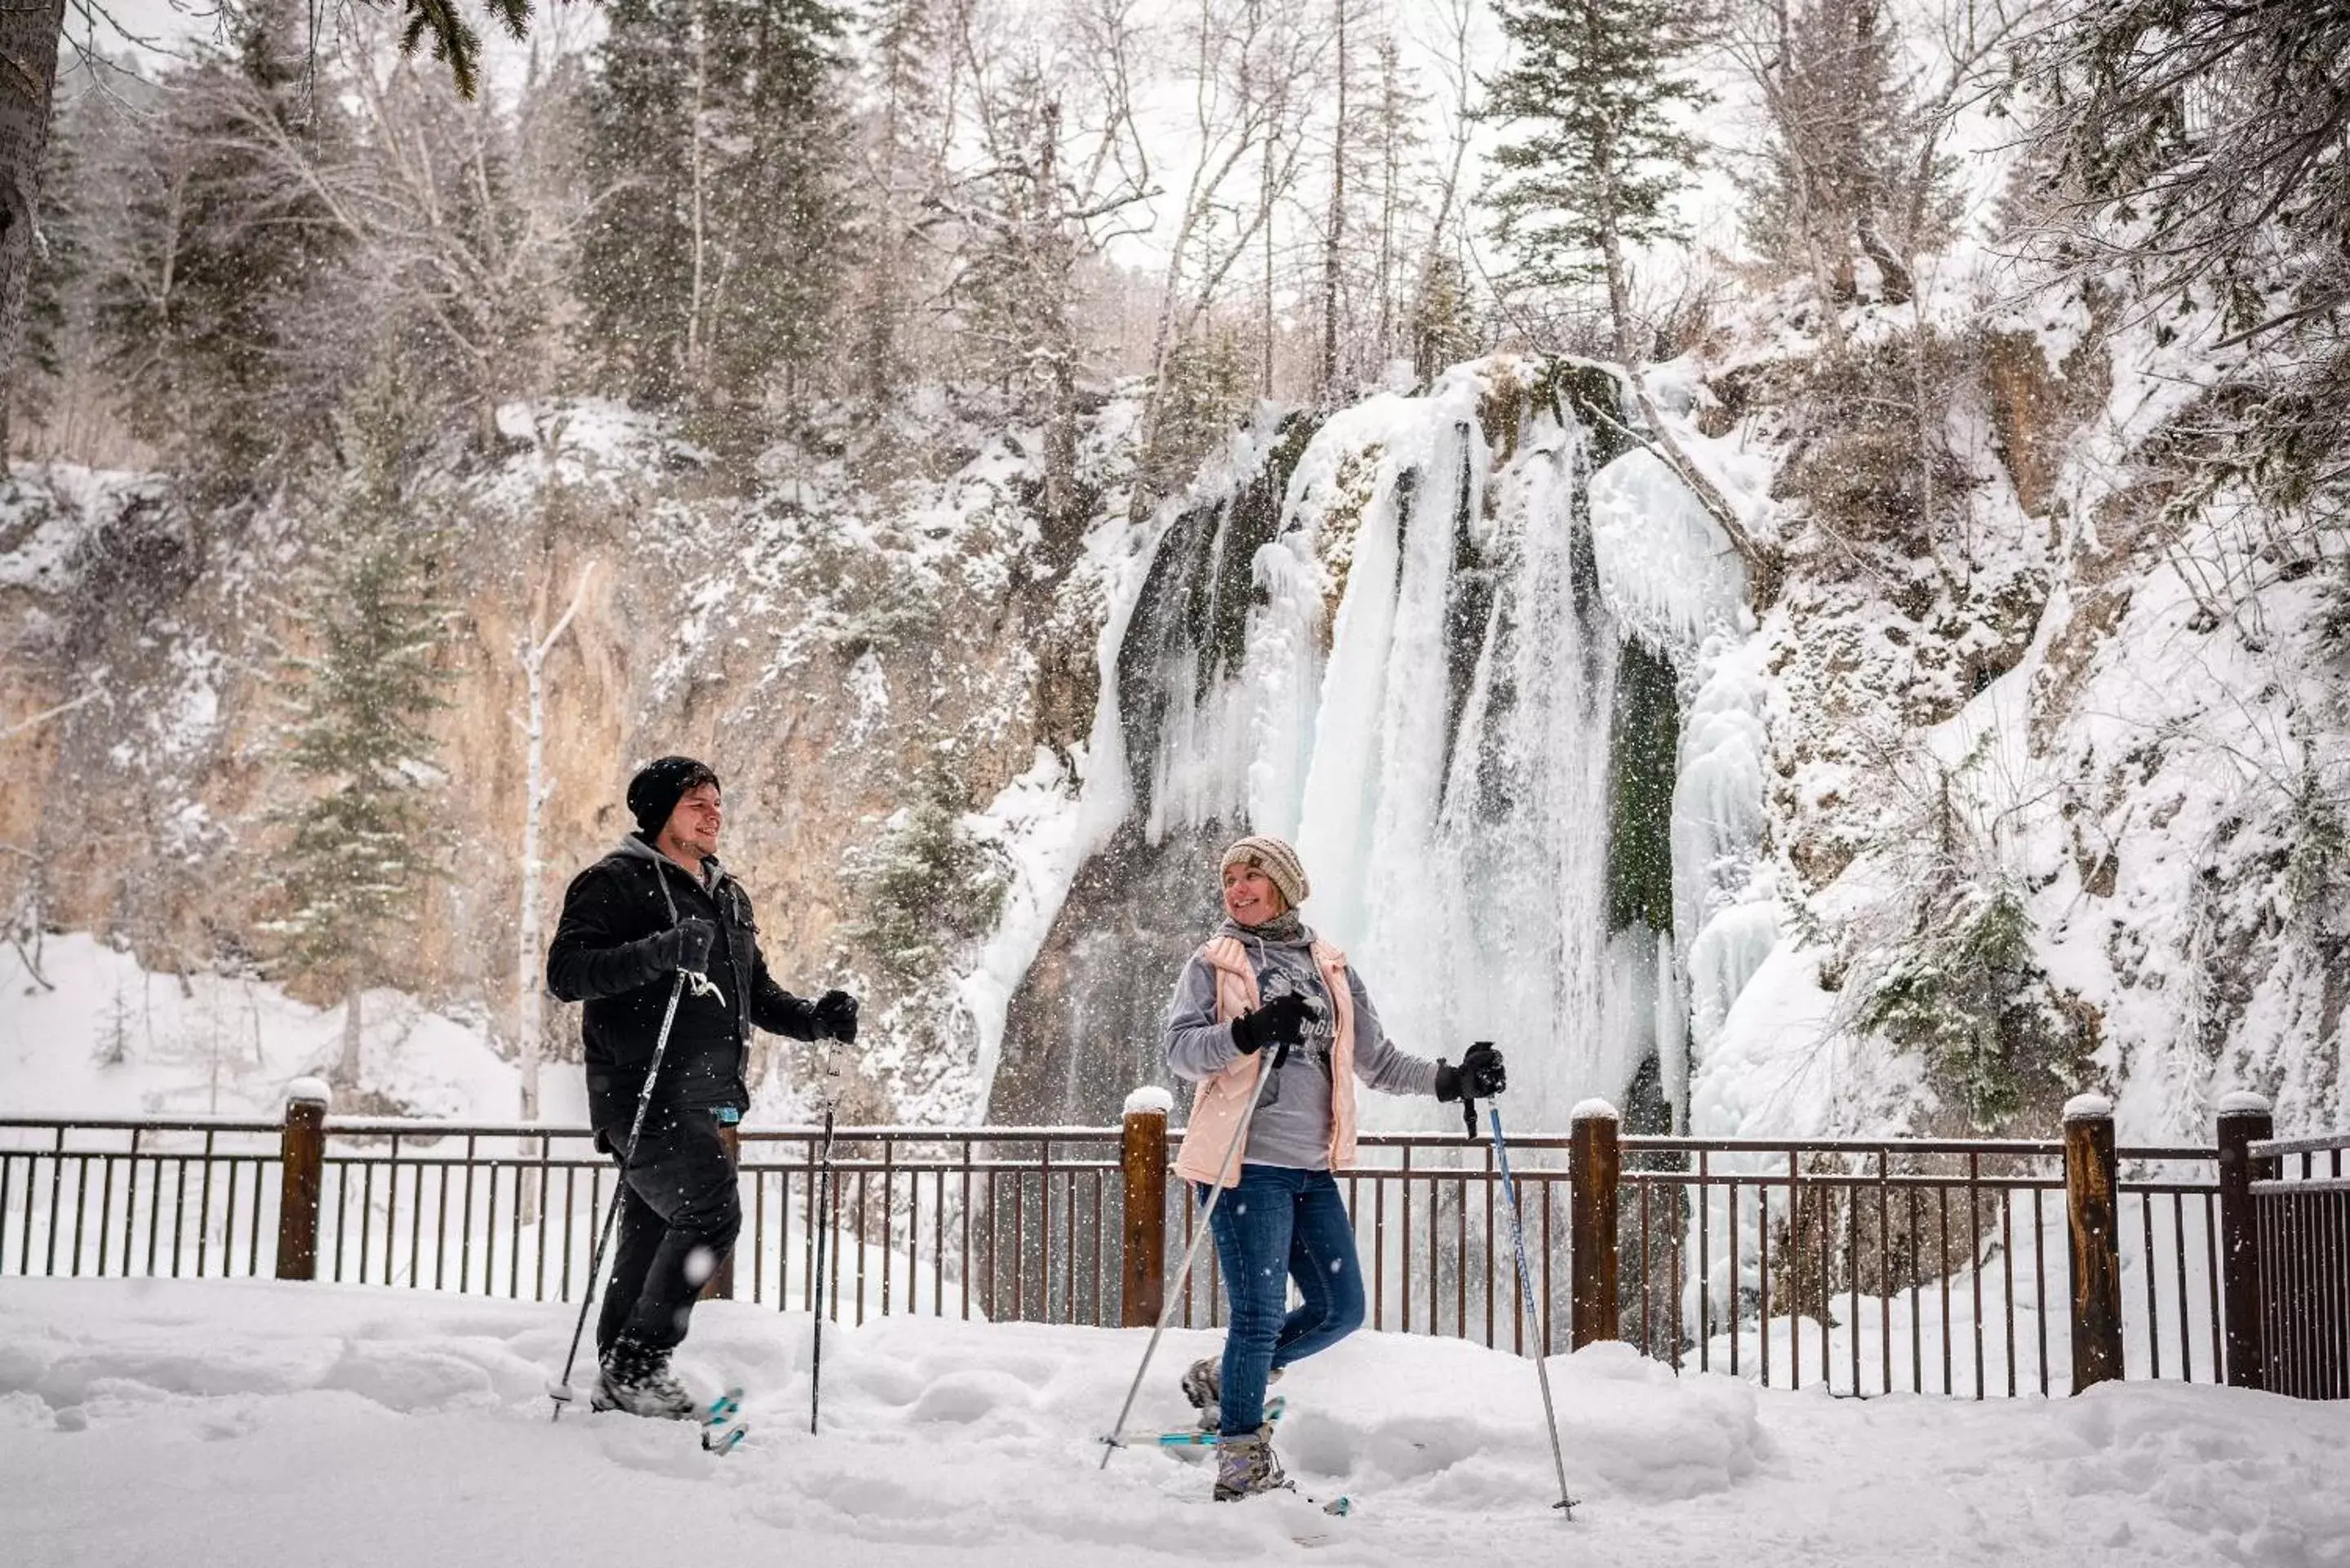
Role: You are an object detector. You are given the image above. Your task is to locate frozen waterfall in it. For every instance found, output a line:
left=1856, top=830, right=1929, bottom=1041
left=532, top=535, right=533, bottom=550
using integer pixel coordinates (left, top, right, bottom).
left=988, top=358, right=1762, bottom=1131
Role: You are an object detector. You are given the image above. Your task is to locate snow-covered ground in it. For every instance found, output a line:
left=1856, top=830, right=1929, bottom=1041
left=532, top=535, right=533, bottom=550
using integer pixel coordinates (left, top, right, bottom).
left=0, top=934, right=560, bottom=1122
left=4, top=1277, right=2344, bottom=1566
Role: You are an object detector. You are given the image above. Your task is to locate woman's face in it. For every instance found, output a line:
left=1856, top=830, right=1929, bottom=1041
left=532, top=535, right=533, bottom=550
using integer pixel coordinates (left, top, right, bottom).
left=1222, top=863, right=1286, bottom=926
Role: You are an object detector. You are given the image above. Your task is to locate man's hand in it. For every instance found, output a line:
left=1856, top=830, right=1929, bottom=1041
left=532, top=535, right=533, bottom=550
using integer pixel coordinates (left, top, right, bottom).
left=813, top=989, right=860, bottom=1043
left=651, top=917, right=717, bottom=975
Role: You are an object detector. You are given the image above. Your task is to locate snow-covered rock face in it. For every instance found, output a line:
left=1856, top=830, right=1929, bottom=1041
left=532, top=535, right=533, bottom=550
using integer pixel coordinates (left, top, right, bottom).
left=0, top=396, right=1140, bottom=1130
left=991, top=359, right=1766, bottom=1132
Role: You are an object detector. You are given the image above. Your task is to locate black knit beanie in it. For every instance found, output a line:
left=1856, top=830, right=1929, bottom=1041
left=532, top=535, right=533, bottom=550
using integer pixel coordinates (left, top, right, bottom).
left=628, top=756, right=720, bottom=838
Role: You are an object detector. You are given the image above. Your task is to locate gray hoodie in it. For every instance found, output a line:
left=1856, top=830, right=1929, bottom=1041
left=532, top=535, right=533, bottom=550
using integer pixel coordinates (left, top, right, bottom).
left=1163, top=922, right=1440, bottom=1170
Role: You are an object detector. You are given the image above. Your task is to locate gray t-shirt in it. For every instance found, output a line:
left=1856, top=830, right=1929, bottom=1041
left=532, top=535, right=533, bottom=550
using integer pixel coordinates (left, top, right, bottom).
left=1163, top=925, right=1440, bottom=1170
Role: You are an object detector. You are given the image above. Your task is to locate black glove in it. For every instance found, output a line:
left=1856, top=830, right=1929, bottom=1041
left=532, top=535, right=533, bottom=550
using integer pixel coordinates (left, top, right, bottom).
left=812, top=989, right=860, bottom=1043
left=1230, top=993, right=1311, bottom=1066
left=649, top=917, right=717, bottom=976
left=1436, top=1041, right=1508, bottom=1103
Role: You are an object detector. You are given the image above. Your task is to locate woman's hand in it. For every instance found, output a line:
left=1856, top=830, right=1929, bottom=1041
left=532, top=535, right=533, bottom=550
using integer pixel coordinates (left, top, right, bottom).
left=1435, top=1042, right=1508, bottom=1102
left=1231, top=993, right=1312, bottom=1065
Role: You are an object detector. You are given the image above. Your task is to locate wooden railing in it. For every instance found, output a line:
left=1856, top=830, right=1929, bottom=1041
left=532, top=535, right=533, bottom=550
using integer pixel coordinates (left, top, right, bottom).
left=2, top=1090, right=2335, bottom=1400
left=2218, top=1095, right=2350, bottom=1398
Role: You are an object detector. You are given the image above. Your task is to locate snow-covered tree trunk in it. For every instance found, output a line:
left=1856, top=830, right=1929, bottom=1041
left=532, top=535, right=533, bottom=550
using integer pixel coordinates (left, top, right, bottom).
left=513, top=564, right=590, bottom=1225
left=335, top=985, right=364, bottom=1088
left=686, top=0, right=711, bottom=394
left=1319, top=0, right=1348, bottom=398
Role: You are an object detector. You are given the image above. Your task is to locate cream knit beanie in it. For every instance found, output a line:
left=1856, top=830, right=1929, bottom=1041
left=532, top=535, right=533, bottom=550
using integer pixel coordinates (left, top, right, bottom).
left=1219, top=834, right=1310, bottom=911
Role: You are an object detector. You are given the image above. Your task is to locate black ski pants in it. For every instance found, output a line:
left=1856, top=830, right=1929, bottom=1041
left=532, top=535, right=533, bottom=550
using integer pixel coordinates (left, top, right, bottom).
left=594, top=1108, right=742, bottom=1357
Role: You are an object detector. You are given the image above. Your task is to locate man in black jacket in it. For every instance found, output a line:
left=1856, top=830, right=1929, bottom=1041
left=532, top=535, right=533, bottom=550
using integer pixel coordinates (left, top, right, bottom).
left=547, top=755, right=859, bottom=1419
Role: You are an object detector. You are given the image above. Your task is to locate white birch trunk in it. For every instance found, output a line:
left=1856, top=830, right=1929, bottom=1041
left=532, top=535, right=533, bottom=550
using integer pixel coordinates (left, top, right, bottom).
left=514, top=566, right=593, bottom=1221
left=335, top=986, right=364, bottom=1088
left=515, top=566, right=594, bottom=1117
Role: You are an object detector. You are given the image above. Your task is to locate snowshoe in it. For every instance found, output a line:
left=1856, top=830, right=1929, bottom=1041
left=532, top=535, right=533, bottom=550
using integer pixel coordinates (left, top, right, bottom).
left=1213, top=1422, right=1294, bottom=1502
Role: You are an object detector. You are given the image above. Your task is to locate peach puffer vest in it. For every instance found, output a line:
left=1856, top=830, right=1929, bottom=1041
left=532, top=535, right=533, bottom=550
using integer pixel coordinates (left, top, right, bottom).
left=1171, top=935, right=1357, bottom=1188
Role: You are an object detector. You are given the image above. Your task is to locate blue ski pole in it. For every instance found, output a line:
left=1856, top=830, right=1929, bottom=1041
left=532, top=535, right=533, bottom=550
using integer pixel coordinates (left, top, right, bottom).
left=1464, top=1051, right=1579, bottom=1518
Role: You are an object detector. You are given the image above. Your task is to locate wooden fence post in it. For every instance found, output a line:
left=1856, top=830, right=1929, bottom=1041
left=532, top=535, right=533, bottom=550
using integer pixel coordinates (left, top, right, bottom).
left=1122, top=1087, right=1171, bottom=1328
left=1570, top=1099, right=1621, bottom=1350
left=2215, top=1090, right=2275, bottom=1390
left=701, top=1120, right=742, bottom=1302
left=275, top=1077, right=330, bottom=1281
left=2063, top=1094, right=2124, bottom=1393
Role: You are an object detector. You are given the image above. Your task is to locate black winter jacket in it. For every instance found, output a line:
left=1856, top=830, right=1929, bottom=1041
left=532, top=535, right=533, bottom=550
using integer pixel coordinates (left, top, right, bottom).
left=546, top=836, right=821, bottom=1129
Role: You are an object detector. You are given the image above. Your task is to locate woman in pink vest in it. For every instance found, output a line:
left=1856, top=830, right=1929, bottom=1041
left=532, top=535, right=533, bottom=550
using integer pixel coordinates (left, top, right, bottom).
left=1165, top=833, right=1506, bottom=1502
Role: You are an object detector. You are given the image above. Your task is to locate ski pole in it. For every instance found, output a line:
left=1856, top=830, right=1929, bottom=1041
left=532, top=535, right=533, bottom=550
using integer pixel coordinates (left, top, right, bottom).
left=809, top=1099, right=838, bottom=1436
left=1481, top=1083, right=1579, bottom=1518
left=1098, top=1044, right=1283, bottom=1469
left=549, top=968, right=690, bottom=1421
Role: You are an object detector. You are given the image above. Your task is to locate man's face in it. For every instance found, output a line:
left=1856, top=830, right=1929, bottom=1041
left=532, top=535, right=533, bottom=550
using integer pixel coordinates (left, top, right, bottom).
left=1222, top=863, right=1284, bottom=926
left=663, top=782, right=723, bottom=860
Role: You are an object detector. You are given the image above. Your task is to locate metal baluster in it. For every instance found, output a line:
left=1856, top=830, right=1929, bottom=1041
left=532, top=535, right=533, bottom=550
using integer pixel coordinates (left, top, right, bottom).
left=1969, top=1153, right=1984, bottom=1399
left=2001, top=1185, right=2016, bottom=1397
left=2033, top=1184, right=2049, bottom=1397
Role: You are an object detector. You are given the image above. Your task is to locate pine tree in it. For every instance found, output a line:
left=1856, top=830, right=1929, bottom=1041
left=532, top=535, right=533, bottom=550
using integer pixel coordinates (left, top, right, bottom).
left=575, top=0, right=696, bottom=404
left=702, top=0, right=852, bottom=412
left=575, top=0, right=850, bottom=415
left=1317, top=10, right=1435, bottom=398
left=84, top=2, right=350, bottom=482
left=15, top=77, right=85, bottom=443
left=847, top=0, right=950, bottom=411
left=1739, top=0, right=1944, bottom=308
left=1410, top=251, right=1476, bottom=383
left=266, top=375, right=454, bottom=1089
left=1140, top=328, right=1251, bottom=500
left=1364, top=32, right=1434, bottom=382
left=953, top=75, right=1093, bottom=542
left=0, top=0, right=67, bottom=460
left=1482, top=0, right=1710, bottom=360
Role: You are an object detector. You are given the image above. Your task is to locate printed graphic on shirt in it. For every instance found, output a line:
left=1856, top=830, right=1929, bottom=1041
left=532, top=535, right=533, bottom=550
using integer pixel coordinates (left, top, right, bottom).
left=1259, top=966, right=1335, bottom=1077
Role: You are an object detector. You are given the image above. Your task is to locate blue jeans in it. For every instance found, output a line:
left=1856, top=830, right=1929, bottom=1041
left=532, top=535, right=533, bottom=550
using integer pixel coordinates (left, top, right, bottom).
left=1202, top=1164, right=1366, bottom=1437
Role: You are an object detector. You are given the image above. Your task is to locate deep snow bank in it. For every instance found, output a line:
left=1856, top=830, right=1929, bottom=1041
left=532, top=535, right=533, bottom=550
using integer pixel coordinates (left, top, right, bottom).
left=4, top=1278, right=2345, bottom=1567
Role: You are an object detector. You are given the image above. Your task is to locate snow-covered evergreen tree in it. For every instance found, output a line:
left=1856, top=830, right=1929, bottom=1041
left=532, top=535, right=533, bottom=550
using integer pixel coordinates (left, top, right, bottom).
left=846, top=0, right=950, bottom=412
left=1482, top=0, right=1709, bottom=359
left=1734, top=0, right=1951, bottom=310
left=705, top=0, right=852, bottom=412
left=575, top=0, right=851, bottom=418
left=266, top=377, right=455, bottom=1089
left=575, top=0, right=695, bottom=403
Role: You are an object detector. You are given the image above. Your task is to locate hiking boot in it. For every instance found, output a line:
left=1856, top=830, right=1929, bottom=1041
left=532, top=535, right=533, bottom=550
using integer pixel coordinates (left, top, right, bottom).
left=591, top=1339, right=696, bottom=1420
left=1214, top=1423, right=1294, bottom=1501
left=1182, top=1356, right=1281, bottom=1430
